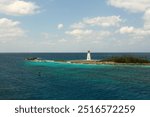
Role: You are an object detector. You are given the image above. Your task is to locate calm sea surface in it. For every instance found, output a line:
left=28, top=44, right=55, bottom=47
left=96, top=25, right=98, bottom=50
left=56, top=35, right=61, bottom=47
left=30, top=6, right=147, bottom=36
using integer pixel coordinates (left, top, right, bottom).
left=0, top=53, right=150, bottom=100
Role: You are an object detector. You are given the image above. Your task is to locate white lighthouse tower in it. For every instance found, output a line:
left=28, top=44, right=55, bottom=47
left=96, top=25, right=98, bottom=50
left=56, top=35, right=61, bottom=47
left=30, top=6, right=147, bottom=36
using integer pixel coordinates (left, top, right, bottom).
left=87, top=50, right=91, bottom=61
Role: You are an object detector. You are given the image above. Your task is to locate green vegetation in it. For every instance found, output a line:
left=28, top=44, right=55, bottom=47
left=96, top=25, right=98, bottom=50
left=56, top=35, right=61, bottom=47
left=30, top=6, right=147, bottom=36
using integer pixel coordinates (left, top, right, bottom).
left=102, top=56, right=150, bottom=63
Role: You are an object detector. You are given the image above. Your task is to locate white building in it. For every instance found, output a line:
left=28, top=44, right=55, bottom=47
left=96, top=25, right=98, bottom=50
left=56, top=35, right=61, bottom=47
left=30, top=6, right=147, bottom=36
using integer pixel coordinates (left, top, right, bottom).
left=87, top=50, right=91, bottom=60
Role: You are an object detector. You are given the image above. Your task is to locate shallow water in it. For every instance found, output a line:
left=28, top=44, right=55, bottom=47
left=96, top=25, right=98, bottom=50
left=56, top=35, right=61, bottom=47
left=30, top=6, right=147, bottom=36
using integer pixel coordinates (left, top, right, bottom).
left=0, top=53, right=150, bottom=100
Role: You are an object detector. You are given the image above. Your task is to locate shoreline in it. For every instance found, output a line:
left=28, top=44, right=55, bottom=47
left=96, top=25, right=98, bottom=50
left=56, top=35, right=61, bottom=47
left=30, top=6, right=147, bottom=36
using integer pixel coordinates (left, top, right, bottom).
left=26, top=59, right=150, bottom=66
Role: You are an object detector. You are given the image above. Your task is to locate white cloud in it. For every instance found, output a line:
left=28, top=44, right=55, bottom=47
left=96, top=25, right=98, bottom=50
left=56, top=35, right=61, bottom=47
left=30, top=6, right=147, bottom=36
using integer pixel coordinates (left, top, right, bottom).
left=144, top=8, right=150, bottom=29
left=70, top=16, right=122, bottom=29
left=107, top=0, right=150, bottom=40
left=119, top=26, right=150, bottom=39
left=0, top=0, right=39, bottom=16
left=133, top=29, right=150, bottom=36
left=57, top=24, right=64, bottom=29
left=66, top=28, right=112, bottom=43
left=66, top=29, right=93, bottom=38
left=0, top=18, right=24, bottom=42
left=70, top=22, right=85, bottom=29
left=58, top=38, right=67, bottom=42
left=66, top=16, right=117, bottom=42
left=120, top=26, right=135, bottom=34
left=107, top=0, right=150, bottom=13
left=83, top=16, right=122, bottom=27
left=107, top=0, right=150, bottom=36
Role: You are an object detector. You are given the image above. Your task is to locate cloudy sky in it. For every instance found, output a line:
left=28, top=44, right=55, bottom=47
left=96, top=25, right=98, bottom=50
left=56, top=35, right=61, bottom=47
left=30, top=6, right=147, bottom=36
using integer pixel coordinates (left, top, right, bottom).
left=0, top=0, right=150, bottom=52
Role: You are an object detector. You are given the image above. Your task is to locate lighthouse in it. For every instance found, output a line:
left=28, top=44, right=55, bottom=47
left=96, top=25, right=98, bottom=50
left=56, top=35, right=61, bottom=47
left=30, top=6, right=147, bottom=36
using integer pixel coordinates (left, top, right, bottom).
left=87, top=50, right=91, bottom=61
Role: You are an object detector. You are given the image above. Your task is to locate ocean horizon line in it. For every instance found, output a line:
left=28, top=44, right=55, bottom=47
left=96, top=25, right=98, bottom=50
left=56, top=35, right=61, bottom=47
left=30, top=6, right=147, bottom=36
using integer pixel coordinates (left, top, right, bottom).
left=0, top=52, right=150, bottom=54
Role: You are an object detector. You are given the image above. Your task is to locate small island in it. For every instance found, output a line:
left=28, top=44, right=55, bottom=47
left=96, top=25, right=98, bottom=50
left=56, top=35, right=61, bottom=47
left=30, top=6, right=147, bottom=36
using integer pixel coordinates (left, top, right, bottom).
left=25, top=51, right=150, bottom=65
left=57, top=56, right=150, bottom=65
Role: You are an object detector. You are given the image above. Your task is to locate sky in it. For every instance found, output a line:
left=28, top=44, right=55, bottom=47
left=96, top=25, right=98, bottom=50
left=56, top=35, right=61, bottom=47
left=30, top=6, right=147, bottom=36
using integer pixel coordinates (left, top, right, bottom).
left=0, top=0, right=150, bottom=52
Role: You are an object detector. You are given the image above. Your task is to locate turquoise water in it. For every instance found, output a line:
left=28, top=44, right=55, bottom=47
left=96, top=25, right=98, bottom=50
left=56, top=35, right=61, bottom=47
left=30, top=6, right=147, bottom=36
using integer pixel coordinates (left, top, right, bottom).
left=0, top=53, right=150, bottom=100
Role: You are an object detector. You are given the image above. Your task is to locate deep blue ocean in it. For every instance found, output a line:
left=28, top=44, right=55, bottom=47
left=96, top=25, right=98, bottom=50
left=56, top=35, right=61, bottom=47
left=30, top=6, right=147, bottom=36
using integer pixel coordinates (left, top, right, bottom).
left=0, top=53, right=150, bottom=100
